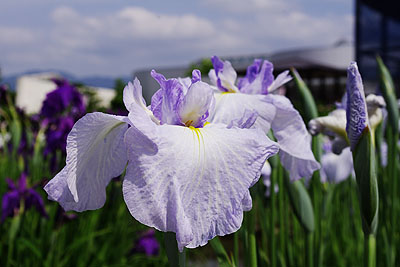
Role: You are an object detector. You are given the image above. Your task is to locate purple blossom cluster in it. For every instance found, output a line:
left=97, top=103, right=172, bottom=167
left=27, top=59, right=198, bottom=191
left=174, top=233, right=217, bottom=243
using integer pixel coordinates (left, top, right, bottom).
left=1, top=173, right=47, bottom=221
left=40, top=79, right=86, bottom=157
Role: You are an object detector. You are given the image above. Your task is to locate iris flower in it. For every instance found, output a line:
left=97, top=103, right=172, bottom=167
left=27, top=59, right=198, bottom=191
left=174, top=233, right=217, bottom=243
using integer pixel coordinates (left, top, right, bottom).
left=2, top=173, right=48, bottom=221
left=208, top=56, right=320, bottom=181
left=132, top=229, right=160, bottom=256
left=44, top=69, right=279, bottom=250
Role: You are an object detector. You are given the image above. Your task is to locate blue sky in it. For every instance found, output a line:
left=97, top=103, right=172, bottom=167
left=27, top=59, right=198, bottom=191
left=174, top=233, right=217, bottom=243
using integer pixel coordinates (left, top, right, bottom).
left=0, top=0, right=353, bottom=77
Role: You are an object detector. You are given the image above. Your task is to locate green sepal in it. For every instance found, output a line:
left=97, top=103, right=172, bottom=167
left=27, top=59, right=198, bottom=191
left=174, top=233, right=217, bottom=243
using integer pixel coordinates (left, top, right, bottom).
left=352, top=127, right=379, bottom=235
left=284, top=176, right=315, bottom=233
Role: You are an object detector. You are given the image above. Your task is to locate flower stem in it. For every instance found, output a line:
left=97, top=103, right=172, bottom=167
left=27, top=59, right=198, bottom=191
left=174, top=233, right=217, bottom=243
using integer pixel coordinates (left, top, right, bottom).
left=164, top=232, right=186, bottom=267
left=233, top=232, right=239, bottom=266
left=306, top=232, right=314, bottom=267
left=247, top=204, right=258, bottom=267
left=278, top=165, right=287, bottom=266
left=270, top=166, right=277, bottom=267
left=364, top=233, right=376, bottom=267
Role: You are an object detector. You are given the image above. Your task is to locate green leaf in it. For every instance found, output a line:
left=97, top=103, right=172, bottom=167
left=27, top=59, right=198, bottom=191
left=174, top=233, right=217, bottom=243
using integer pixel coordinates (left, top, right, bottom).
left=376, top=56, right=399, bottom=134
left=284, top=177, right=315, bottom=233
left=209, top=237, right=234, bottom=267
left=290, top=68, right=319, bottom=122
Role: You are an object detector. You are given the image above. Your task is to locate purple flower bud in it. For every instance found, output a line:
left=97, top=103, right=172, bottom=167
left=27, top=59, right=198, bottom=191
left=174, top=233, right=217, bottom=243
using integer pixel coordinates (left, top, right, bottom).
left=345, top=62, right=369, bottom=151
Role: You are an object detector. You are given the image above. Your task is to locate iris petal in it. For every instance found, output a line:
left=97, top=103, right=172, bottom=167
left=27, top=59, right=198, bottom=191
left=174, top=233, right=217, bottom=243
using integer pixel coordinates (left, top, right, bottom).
left=267, top=95, right=321, bottom=181
left=210, top=93, right=275, bottom=132
left=124, top=103, right=278, bottom=250
left=45, top=112, right=128, bottom=211
left=210, top=93, right=320, bottom=181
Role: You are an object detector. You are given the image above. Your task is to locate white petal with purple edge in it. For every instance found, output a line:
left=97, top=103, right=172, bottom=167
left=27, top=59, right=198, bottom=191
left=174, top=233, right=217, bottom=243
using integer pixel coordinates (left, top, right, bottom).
left=46, top=112, right=129, bottom=211
left=267, top=95, right=320, bottom=181
left=123, top=107, right=279, bottom=250
left=210, top=93, right=319, bottom=181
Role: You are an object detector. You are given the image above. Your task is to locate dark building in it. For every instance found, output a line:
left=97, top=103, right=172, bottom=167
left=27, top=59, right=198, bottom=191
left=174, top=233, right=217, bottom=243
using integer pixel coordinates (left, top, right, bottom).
left=356, top=0, right=400, bottom=93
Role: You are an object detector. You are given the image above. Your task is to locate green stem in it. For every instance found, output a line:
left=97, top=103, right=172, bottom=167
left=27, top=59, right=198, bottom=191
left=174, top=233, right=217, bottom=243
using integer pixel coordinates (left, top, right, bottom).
left=388, top=126, right=398, bottom=266
left=270, top=167, right=277, bottom=267
left=364, top=234, right=376, bottom=267
left=247, top=206, right=258, bottom=267
left=233, top=232, right=239, bottom=267
left=306, top=232, right=314, bottom=267
left=164, top=232, right=186, bottom=267
left=278, top=165, right=286, bottom=266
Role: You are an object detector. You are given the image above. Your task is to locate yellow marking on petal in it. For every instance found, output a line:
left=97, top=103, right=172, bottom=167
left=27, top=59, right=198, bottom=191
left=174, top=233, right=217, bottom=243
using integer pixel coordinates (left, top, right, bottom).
left=189, top=126, right=202, bottom=148
left=204, top=122, right=210, bottom=126
left=222, top=91, right=235, bottom=95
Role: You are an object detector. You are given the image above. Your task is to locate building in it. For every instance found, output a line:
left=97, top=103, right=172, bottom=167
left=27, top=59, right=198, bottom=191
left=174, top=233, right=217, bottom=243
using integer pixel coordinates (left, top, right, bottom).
left=356, top=0, right=400, bottom=93
left=15, top=73, right=116, bottom=114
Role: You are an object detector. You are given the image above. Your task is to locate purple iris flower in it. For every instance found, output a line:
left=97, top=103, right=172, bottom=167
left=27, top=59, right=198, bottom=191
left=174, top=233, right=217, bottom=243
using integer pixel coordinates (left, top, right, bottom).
left=1, top=173, right=48, bottom=221
left=133, top=229, right=160, bottom=256
left=40, top=79, right=85, bottom=119
left=209, top=56, right=320, bottom=182
left=44, top=69, right=279, bottom=251
left=44, top=116, right=75, bottom=155
left=40, top=79, right=86, bottom=160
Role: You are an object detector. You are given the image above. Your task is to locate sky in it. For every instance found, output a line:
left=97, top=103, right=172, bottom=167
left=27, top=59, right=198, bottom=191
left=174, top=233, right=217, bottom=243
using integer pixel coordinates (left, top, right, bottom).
left=0, top=0, right=353, bottom=78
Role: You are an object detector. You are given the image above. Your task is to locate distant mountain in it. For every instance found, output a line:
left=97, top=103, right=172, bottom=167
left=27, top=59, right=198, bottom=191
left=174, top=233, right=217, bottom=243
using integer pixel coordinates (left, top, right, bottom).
left=1, top=69, right=132, bottom=90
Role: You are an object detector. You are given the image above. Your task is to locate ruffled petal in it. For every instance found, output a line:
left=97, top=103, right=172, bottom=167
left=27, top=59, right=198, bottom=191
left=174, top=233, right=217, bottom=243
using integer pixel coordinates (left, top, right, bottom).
left=320, top=147, right=353, bottom=183
left=210, top=56, right=239, bottom=93
left=210, top=93, right=275, bottom=133
left=267, top=95, right=320, bottom=181
left=45, top=112, right=129, bottom=211
left=366, top=94, right=386, bottom=131
left=151, top=70, right=184, bottom=125
left=123, top=78, right=147, bottom=112
left=308, top=109, right=347, bottom=138
left=44, top=167, right=79, bottom=210
left=178, top=81, right=214, bottom=128
left=268, top=70, right=292, bottom=93
left=210, top=93, right=319, bottom=181
left=238, top=60, right=274, bottom=95
left=123, top=106, right=279, bottom=250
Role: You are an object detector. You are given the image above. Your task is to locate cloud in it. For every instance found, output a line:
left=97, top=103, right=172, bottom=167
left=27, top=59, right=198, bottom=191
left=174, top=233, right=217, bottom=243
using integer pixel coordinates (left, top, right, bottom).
left=43, top=6, right=248, bottom=75
left=0, top=26, right=37, bottom=45
left=0, top=2, right=352, bottom=77
left=204, top=0, right=353, bottom=49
